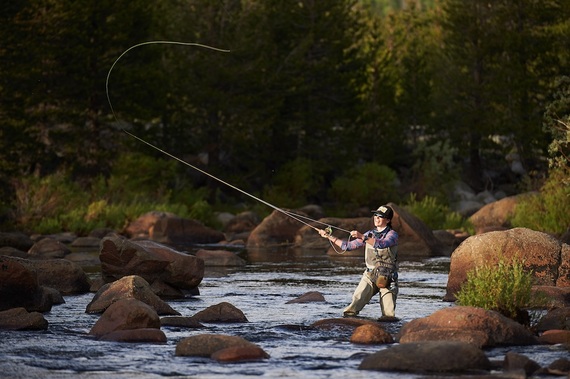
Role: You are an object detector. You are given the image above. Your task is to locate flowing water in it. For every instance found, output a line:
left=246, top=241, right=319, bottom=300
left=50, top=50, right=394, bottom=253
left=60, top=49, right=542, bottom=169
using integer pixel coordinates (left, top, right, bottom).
left=0, top=247, right=567, bottom=379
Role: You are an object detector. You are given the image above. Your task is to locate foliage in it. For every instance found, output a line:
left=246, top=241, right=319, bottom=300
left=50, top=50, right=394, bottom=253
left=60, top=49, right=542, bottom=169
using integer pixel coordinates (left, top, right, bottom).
left=263, top=158, right=323, bottom=209
left=544, top=76, right=570, bottom=171
left=11, top=152, right=220, bottom=235
left=1, top=0, right=569, bottom=229
left=409, top=139, right=460, bottom=201
left=403, top=193, right=472, bottom=231
left=510, top=167, right=570, bottom=236
left=329, top=162, right=400, bottom=213
left=456, top=257, right=533, bottom=320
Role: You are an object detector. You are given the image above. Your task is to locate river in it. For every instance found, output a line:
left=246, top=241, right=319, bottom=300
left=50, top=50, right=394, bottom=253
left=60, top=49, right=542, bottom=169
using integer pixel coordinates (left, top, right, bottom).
left=0, top=247, right=567, bottom=378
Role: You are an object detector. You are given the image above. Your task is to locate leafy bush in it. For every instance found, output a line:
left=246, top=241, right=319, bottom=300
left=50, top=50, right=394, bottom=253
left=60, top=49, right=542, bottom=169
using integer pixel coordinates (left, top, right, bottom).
left=456, top=257, right=533, bottom=321
left=329, top=162, right=400, bottom=213
left=403, top=193, right=472, bottom=231
left=263, top=158, right=323, bottom=209
left=511, top=167, right=570, bottom=236
left=409, top=138, right=460, bottom=201
left=11, top=152, right=220, bottom=235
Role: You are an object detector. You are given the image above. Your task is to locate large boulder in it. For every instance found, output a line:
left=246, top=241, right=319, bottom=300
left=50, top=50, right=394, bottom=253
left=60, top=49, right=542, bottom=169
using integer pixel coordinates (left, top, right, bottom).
left=99, top=236, right=204, bottom=295
left=0, top=232, right=34, bottom=251
left=350, top=323, right=394, bottom=344
left=24, top=259, right=91, bottom=295
left=150, top=216, right=225, bottom=245
left=89, top=298, right=161, bottom=338
left=446, top=228, right=568, bottom=301
left=397, top=306, right=538, bottom=348
left=359, top=341, right=491, bottom=373
left=247, top=209, right=309, bottom=248
left=468, top=194, right=531, bottom=234
left=0, top=256, right=54, bottom=312
left=28, top=237, right=71, bottom=259
left=124, top=211, right=176, bottom=239
left=175, top=333, right=268, bottom=362
left=388, top=203, right=450, bottom=258
left=86, top=275, right=180, bottom=315
left=0, top=307, right=48, bottom=330
left=191, top=302, right=248, bottom=323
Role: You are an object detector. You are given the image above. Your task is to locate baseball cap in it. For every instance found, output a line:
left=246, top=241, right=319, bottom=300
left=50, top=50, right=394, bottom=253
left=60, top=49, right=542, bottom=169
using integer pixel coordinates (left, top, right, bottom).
left=372, top=205, right=394, bottom=219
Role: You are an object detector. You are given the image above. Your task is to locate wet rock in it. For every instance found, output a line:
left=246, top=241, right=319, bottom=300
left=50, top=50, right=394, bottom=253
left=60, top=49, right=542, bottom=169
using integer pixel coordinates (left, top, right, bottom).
left=532, top=287, right=570, bottom=308
left=397, top=306, right=538, bottom=348
left=223, top=211, right=260, bottom=235
left=124, top=211, right=176, bottom=239
left=45, top=286, right=65, bottom=305
left=503, top=351, right=541, bottom=376
left=388, top=202, right=450, bottom=257
left=286, top=291, right=326, bottom=303
left=350, top=323, right=394, bottom=344
left=88, top=228, right=116, bottom=239
left=546, top=358, right=570, bottom=375
left=0, top=247, right=28, bottom=258
left=86, top=275, right=179, bottom=315
left=358, top=340, right=491, bottom=373
left=70, top=236, right=101, bottom=248
left=175, top=333, right=265, bottom=359
left=247, top=209, right=309, bottom=248
left=191, top=302, right=248, bottom=323
left=445, top=228, right=567, bottom=301
left=99, top=236, right=204, bottom=295
left=211, top=346, right=270, bottom=362
left=160, top=316, right=204, bottom=328
left=311, top=317, right=383, bottom=332
left=25, top=259, right=91, bottom=295
left=0, top=256, right=54, bottom=312
left=28, top=237, right=71, bottom=259
left=0, top=307, right=48, bottom=330
left=535, top=307, right=570, bottom=332
left=89, top=298, right=161, bottom=338
left=468, top=195, right=526, bottom=234
left=538, top=329, right=570, bottom=345
left=0, top=232, right=34, bottom=251
left=150, top=216, right=225, bottom=245
left=195, top=249, right=246, bottom=267
left=99, top=328, right=167, bottom=343
left=65, top=252, right=101, bottom=268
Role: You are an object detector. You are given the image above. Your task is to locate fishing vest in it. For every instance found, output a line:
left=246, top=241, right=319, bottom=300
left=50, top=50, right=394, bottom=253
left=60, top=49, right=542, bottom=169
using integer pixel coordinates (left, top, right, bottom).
left=364, top=229, right=398, bottom=274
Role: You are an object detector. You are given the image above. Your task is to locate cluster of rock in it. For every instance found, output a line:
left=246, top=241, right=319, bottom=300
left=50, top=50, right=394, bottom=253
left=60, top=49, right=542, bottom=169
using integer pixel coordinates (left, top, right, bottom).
left=0, top=193, right=569, bottom=374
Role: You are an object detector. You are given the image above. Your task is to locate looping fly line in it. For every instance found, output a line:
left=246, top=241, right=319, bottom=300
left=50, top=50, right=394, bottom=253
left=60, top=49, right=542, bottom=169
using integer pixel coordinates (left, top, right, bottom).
left=105, top=40, right=353, bottom=247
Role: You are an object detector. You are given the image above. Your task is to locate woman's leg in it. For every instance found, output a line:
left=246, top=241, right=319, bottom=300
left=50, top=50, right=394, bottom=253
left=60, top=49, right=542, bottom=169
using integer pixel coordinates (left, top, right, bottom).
left=343, top=272, right=376, bottom=316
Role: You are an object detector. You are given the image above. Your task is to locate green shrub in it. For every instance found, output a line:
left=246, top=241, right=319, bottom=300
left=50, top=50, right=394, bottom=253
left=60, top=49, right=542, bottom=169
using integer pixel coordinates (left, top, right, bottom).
left=511, top=167, right=570, bottom=236
left=403, top=193, right=472, bottom=231
left=329, top=162, right=400, bottom=212
left=11, top=151, right=219, bottom=234
left=263, top=158, right=323, bottom=209
left=409, top=138, right=460, bottom=200
left=12, top=171, right=85, bottom=232
left=456, top=257, right=533, bottom=320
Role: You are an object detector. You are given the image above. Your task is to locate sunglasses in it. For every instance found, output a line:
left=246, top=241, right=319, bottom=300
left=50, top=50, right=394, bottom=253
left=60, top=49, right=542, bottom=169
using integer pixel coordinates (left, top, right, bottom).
left=373, top=213, right=386, bottom=218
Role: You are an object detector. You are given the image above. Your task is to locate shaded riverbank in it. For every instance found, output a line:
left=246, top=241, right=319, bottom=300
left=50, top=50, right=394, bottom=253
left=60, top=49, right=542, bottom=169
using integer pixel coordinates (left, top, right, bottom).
left=0, top=247, right=567, bottom=378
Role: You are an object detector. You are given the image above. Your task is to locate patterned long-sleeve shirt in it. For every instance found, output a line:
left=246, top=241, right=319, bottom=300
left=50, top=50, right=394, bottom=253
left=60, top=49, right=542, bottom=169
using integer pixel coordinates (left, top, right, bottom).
left=340, top=227, right=398, bottom=252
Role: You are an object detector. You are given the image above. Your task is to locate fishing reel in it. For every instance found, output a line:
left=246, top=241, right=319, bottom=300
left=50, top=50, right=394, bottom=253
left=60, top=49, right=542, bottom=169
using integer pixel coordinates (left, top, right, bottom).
left=324, top=226, right=333, bottom=237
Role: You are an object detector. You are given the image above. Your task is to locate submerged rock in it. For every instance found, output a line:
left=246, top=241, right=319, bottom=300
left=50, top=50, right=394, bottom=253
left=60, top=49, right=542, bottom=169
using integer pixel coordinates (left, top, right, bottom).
left=358, top=340, right=491, bottom=373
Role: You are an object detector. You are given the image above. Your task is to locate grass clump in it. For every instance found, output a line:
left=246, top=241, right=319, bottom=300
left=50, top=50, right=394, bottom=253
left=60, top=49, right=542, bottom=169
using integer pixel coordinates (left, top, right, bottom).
left=510, top=167, right=570, bottom=236
left=456, top=257, right=533, bottom=321
left=403, top=193, right=473, bottom=232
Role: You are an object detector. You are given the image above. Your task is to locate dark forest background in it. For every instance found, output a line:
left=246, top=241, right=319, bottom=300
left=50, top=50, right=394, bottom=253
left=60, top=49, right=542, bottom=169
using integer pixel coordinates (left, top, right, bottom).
left=1, top=0, right=569, bottom=235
